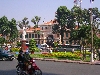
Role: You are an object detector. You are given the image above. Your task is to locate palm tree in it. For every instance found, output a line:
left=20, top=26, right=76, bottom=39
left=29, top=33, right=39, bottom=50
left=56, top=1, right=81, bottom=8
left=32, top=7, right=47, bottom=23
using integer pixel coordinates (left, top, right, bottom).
left=17, top=17, right=29, bottom=29
left=31, top=16, right=41, bottom=28
left=31, top=16, right=41, bottom=44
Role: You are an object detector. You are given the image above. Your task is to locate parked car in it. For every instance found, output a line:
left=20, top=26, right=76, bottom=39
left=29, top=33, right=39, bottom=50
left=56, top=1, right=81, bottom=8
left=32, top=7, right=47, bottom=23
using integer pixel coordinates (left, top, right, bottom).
left=54, top=44, right=81, bottom=52
left=0, top=48, right=15, bottom=61
left=40, top=44, right=49, bottom=50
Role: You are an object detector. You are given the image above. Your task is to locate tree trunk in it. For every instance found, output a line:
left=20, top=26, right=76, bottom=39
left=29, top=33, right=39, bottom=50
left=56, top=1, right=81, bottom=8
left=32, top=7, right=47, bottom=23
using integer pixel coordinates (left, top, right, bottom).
left=78, top=22, right=80, bottom=28
left=61, top=28, right=64, bottom=44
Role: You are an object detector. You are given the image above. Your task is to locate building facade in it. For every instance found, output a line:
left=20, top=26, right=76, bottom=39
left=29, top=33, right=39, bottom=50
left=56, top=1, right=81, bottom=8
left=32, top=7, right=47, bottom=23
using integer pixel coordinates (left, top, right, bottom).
left=18, top=27, right=41, bottom=44
left=18, top=19, right=74, bottom=45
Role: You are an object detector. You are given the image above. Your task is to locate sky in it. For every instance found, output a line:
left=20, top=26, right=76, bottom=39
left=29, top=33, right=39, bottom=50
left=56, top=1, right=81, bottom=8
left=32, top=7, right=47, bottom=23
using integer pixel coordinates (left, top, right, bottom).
left=0, top=0, right=100, bottom=26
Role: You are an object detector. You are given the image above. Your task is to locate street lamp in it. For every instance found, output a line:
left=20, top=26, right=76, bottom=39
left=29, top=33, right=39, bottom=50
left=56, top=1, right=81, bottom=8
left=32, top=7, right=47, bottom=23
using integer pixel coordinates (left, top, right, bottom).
left=89, top=0, right=95, bottom=62
left=89, top=1, right=94, bottom=62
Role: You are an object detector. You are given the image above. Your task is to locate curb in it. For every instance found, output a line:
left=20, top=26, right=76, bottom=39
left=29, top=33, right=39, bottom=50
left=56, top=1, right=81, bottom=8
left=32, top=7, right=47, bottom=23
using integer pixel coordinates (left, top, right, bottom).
left=34, top=58, right=100, bottom=65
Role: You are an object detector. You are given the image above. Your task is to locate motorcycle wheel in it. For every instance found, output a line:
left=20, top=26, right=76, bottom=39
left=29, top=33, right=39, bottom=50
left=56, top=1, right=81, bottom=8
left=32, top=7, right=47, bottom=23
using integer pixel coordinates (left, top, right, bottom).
left=17, top=70, right=27, bottom=75
left=9, top=58, right=13, bottom=61
left=16, top=66, right=21, bottom=75
left=2, top=57, right=6, bottom=61
left=20, top=72, right=27, bottom=75
left=34, top=70, right=42, bottom=75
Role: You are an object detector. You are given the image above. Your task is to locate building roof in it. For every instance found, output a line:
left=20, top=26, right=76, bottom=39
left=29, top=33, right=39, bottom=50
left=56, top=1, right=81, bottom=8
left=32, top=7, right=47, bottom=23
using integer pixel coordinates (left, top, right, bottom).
left=26, top=27, right=40, bottom=31
left=39, top=19, right=58, bottom=26
left=19, top=27, right=40, bottom=33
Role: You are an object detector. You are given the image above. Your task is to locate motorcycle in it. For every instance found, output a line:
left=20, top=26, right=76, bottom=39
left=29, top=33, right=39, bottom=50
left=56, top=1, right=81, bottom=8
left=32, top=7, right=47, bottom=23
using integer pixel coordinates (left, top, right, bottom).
left=16, top=61, right=25, bottom=75
left=16, top=58, right=42, bottom=75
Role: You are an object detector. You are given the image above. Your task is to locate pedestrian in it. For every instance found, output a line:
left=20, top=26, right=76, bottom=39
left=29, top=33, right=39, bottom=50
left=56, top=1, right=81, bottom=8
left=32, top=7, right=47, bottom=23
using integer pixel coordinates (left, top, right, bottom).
left=94, top=51, right=97, bottom=61
left=72, top=48, right=74, bottom=53
left=97, top=49, right=100, bottom=61
left=49, top=46, right=52, bottom=53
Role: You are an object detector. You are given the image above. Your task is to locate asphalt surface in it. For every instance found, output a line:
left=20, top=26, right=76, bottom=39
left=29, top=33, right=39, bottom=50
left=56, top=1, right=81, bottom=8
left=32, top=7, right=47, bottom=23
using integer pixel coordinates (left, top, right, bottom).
left=0, top=59, right=100, bottom=75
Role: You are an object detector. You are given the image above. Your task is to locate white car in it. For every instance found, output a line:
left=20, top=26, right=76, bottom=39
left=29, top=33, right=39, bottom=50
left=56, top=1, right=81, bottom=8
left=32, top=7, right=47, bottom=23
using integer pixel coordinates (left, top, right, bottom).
left=40, top=44, right=49, bottom=50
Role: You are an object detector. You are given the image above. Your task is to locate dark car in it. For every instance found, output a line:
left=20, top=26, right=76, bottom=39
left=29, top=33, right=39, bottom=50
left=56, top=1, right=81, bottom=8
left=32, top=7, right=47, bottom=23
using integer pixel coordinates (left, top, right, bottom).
left=0, top=48, right=15, bottom=61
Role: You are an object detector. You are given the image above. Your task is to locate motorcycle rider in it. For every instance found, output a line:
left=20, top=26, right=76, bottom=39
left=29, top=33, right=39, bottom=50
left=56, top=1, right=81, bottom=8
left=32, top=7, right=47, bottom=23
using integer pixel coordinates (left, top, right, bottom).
left=24, top=51, right=31, bottom=72
left=17, top=49, right=24, bottom=62
left=17, top=49, right=24, bottom=69
left=17, top=48, right=32, bottom=73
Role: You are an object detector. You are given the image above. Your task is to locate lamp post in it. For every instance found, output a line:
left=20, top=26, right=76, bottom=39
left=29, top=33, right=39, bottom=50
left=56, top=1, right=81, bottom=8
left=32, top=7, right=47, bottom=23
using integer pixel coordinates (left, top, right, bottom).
left=79, top=0, right=82, bottom=8
left=89, top=0, right=94, bottom=62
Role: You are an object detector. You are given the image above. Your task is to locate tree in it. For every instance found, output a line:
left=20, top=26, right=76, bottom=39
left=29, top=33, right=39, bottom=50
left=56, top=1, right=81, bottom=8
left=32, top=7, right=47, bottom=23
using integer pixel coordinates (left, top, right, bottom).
left=29, top=38, right=39, bottom=53
left=0, top=37, right=5, bottom=47
left=55, top=6, right=70, bottom=44
left=8, top=18, right=18, bottom=42
left=69, top=7, right=100, bottom=60
left=0, top=16, right=18, bottom=45
left=31, top=16, right=41, bottom=28
left=69, top=25, right=91, bottom=60
left=0, top=16, right=9, bottom=38
left=71, top=6, right=83, bottom=28
left=31, top=16, right=41, bottom=44
left=17, top=17, right=29, bottom=29
left=82, top=8, right=90, bottom=25
left=52, top=24, right=60, bottom=34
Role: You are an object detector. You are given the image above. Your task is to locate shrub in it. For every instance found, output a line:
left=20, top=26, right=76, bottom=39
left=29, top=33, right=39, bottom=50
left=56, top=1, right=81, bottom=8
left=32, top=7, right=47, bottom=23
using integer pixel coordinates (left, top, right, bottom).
left=10, top=48, right=20, bottom=52
left=33, top=47, right=40, bottom=52
left=29, top=38, right=40, bottom=52
left=41, top=52, right=82, bottom=60
left=41, top=53, right=53, bottom=57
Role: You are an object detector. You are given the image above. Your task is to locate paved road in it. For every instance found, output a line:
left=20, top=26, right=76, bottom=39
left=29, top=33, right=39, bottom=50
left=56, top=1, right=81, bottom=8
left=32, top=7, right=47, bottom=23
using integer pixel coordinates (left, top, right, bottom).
left=0, top=59, right=17, bottom=75
left=0, top=59, right=100, bottom=75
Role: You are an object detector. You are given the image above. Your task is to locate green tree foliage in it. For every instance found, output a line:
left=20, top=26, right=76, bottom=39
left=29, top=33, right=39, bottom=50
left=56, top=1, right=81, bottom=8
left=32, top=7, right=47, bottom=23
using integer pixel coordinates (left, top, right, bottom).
left=70, top=7, right=100, bottom=46
left=31, top=16, right=41, bottom=28
left=0, top=16, right=18, bottom=43
left=17, top=17, right=30, bottom=29
left=31, top=16, right=41, bottom=44
left=0, top=37, right=5, bottom=45
left=54, top=42, right=58, bottom=48
left=29, top=38, right=40, bottom=52
left=55, top=6, right=70, bottom=44
left=0, top=16, right=9, bottom=36
left=9, top=18, right=18, bottom=41
left=71, top=6, right=83, bottom=27
left=16, top=41, right=21, bottom=47
left=52, top=24, right=60, bottom=34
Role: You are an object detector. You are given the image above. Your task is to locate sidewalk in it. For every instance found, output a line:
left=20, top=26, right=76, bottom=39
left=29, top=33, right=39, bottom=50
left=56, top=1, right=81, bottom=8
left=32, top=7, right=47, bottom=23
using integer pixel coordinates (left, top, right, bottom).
left=34, top=58, right=100, bottom=65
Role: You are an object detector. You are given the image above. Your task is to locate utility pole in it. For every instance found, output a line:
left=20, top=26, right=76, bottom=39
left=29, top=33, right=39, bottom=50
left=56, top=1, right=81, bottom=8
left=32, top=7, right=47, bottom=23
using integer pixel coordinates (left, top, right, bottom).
left=79, top=0, right=82, bottom=8
left=90, top=8, right=94, bottom=62
left=90, top=0, right=94, bottom=62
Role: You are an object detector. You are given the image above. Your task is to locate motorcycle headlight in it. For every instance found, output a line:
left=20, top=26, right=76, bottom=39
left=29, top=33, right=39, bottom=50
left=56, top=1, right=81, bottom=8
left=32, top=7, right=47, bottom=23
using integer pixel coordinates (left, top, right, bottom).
left=33, top=60, right=35, bottom=62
